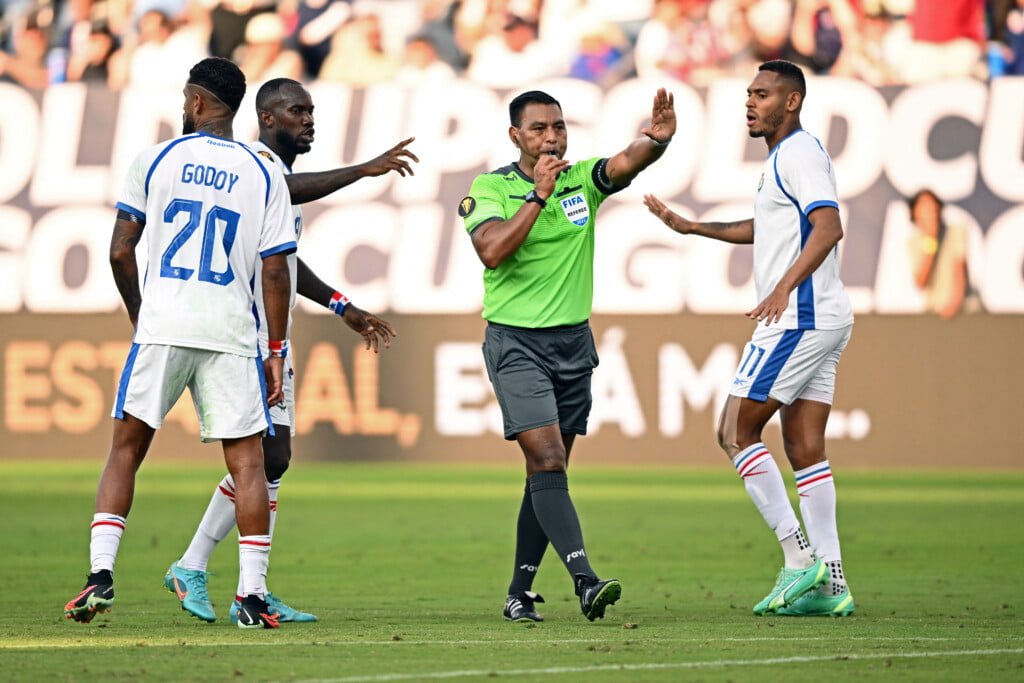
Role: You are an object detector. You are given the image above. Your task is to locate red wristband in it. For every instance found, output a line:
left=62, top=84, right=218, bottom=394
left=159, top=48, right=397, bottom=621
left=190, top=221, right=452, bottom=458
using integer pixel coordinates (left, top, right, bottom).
left=268, top=339, right=289, bottom=358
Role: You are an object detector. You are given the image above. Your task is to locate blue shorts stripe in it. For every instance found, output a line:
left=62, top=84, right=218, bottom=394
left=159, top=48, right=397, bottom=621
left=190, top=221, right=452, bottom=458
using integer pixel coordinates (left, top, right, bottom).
left=114, top=343, right=141, bottom=419
left=255, top=354, right=275, bottom=438
left=748, top=330, right=805, bottom=401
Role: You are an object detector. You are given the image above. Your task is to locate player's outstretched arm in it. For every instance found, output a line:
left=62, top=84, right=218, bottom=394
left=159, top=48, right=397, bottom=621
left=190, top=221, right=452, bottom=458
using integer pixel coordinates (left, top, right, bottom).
left=604, top=88, right=676, bottom=188
left=296, top=258, right=397, bottom=353
left=643, top=194, right=754, bottom=244
left=109, top=214, right=145, bottom=329
left=470, top=154, right=569, bottom=269
left=747, top=205, right=843, bottom=325
left=285, top=137, right=419, bottom=205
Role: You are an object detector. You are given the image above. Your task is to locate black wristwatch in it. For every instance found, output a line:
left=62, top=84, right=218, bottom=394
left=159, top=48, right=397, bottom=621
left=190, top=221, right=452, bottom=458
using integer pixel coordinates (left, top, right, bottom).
left=524, top=189, right=547, bottom=209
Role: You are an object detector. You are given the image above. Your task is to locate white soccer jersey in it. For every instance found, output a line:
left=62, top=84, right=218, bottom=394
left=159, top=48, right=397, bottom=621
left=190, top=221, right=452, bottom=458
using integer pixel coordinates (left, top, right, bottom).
left=116, top=132, right=297, bottom=357
left=753, top=129, right=853, bottom=330
left=248, top=139, right=303, bottom=350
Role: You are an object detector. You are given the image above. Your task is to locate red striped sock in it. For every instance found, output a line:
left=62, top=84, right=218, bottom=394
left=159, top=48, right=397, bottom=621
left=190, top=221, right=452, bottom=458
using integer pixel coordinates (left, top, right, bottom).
left=90, top=513, right=126, bottom=573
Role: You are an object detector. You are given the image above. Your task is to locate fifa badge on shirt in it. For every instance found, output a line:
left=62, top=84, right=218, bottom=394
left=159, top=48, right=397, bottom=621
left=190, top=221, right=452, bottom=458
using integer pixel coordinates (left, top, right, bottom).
left=458, top=196, right=476, bottom=217
left=757, top=173, right=765, bottom=191
left=559, top=193, right=590, bottom=227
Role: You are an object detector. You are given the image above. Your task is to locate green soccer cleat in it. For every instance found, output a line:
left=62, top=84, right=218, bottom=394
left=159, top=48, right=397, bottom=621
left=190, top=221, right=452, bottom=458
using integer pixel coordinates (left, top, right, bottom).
left=752, top=557, right=829, bottom=615
left=775, top=586, right=856, bottom=616
left=229, top=592, right=318, bottom=623
left=64, top=570, right=114, bottom=623
left=164, top=561, right=216, bottom=622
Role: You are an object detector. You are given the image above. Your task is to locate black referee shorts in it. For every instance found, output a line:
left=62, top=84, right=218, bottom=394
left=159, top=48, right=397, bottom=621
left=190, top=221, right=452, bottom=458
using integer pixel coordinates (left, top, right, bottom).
left=482, top=321, right=599, bottom=440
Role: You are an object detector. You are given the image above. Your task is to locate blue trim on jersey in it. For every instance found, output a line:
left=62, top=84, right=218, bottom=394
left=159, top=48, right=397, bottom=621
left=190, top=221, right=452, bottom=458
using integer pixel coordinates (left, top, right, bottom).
left=804, top=200, right=839, bottom=215
left=748, top=330, right=804, bottom=402
left=114, top=342, right=141, bottom=419
left=255, top=352, right=275, bottom=437
left=237, top=142, right=272, bottom=206
left=260, top=241, right=297, bottom=259
left=768, top=128, right=803, bottom=156
left=115, top=202, right=146, bottom=221
left=145, top=134, right=200, bottom=196
left=773, top=153, right=816, bottom=329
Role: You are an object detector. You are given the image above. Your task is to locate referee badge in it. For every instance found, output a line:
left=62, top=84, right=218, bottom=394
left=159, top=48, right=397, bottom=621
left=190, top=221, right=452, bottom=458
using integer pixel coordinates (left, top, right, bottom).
left=458, top=196, right=476, bottom=217
left=559, top=193, right=590, bottom=227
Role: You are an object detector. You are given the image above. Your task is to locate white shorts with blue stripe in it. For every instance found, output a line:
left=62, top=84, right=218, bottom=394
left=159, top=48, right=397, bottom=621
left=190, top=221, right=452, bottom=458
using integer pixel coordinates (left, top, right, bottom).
left=728, top=325, right=852, bottom=406
left=111, top=343, right=272, bottom=442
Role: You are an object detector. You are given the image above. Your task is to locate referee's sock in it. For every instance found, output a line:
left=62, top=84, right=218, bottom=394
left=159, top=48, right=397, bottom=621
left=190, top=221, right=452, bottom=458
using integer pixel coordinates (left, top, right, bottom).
left=508, top=479, right=549, bottom=595
left=528, top=471, right=597, bottom=582
left=732, top=443, right=813, bottom=569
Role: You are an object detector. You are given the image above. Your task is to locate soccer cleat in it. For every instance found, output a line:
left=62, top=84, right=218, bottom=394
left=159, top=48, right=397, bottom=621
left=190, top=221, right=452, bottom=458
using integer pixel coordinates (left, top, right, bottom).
left=229, top=592, right=316, bottom=623
left=752, top=557, right=829, bottom=615
left=64, top=570, right=114, bottom=623
left=235, top=595, right=280, bottom=629
left=576, top=575, right=622, bottom=622
left=503, top=591, right=545, bottom=622
left=164, top=561, right=215, bottom=622
left=775, top=586, right=856, bottom=616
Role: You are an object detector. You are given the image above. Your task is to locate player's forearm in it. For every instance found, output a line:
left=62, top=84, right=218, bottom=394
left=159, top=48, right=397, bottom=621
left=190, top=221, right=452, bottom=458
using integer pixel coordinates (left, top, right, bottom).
left=690, top=218, right=755, bottom=244
left=296, top=257, right=337, bottom=309
left=109, top=219, right=144, bottom=326
left=261, top=254, right=292, bottom=341
left=286, top=166, right=370, bottom=205
left=607, top=138, right=670, bottom=187
left=776, top=214, right=843, bottom=293
left=471, top=206, right=542, bottom=269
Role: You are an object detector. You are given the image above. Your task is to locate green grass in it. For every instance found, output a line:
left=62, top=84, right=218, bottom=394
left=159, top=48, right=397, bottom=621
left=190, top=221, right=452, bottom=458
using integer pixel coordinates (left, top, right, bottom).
left=3, top=462, right=1023, bottom=682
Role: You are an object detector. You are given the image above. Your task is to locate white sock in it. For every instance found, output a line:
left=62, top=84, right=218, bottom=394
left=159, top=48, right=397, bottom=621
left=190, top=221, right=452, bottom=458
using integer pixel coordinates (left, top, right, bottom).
left=237, top=479, right=281, bottom=597
left=796, top=460, right=847, bottom=594
left=179, top=475, right=237, bottom=572
left=238, top=535, right=271, bottom=598
left=732, top=443, right=813, bottom=569
left=90, top=513, right=126, bottom=573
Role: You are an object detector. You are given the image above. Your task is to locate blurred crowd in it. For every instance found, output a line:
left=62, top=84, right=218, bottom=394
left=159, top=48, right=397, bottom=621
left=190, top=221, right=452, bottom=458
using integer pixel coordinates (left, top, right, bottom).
left=0, top=0, right=1020, bottom=90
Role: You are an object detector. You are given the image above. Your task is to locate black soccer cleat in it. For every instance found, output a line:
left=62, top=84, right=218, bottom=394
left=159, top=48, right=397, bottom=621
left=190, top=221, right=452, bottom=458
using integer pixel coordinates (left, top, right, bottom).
left=64, top=570, right=115, bottom=623
left=576, top=574, right=622, bottom=622
left=235, top=594, right=280, bottom=629
left=503, top=591, right=545, bottom=622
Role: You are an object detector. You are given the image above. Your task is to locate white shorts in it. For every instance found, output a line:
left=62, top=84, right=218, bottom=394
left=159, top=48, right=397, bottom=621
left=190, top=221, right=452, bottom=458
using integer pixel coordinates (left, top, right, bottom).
left=112, top=343, right=271, bottom=442
left=729, top=325, right=852, bottom=405
left=266, top=352, right=295, bottom=437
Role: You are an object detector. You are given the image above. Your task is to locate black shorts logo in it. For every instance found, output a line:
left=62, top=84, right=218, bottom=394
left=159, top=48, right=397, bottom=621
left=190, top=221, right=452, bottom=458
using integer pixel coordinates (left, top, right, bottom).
left=458, top=196, right=476, bottom=217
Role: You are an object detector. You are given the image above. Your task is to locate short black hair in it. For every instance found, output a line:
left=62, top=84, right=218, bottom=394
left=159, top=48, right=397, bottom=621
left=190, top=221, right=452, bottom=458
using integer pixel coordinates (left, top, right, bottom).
left=758, top=60, right=806, bottom=97
left=187, top=57, right=246, bottom=113
left=255, top=77, right=304, bottom=112
left=509, top=90, right=561, bottom=127
left=909, top=188, right=943, bottom=210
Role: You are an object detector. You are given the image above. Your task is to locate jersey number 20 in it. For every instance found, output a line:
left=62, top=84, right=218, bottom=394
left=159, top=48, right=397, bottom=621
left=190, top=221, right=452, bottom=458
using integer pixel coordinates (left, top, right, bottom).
left=160, top=198, right=239, bottom=286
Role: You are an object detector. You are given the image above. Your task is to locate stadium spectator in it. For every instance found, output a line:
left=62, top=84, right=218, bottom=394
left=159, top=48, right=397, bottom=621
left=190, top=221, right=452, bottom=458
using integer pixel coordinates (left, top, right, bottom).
left=467, top=13, right=562, bottom=88
left=904, top=0, right=985, bottom=82
left=65, top=19, right=118, bottom=83
left=111, top=9, right=206, bottom=88
left=319, top=12, right=399, bottom=86
left=411, top=0, right=468, bottom=70
left=0, top=11, right=50, bottom=88
left=395, top=32, right=456, bottom=84
left=1001, top=0, right=1024, bottom=75
left=207, top=0, right=275, bottom=60
left=289, top=0, right=353, bottom=79
left=634, top=0, right=690, bottom=81
left=236, top=12, right=302, bottom=83
left=567, top=19, right=630, bottom=87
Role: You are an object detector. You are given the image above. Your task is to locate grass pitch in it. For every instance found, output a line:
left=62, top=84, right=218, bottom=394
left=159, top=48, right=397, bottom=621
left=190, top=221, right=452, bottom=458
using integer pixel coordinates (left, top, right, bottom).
left=3, top=461, right=1022, bottom=682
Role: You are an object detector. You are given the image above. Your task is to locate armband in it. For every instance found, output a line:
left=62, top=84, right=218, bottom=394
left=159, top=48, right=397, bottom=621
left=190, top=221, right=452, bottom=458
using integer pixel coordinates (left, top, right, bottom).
left=328, top=291, right=350, bottom=316
left=268, top=339, right=289, bottom=359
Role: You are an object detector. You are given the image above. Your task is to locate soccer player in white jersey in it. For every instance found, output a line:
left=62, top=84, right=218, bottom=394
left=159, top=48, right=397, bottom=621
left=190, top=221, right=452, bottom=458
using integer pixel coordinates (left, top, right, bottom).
left=63, top=58, right=297, bottom=629
left=644, top=60, right=856, bottom=617
left=164, top=78, right=415, bottom=624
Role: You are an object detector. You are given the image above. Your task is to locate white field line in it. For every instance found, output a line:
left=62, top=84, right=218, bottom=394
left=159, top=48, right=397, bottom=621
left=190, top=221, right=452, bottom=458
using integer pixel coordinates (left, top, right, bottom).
left=297, top=648, right=1024, bottom=683
left=4, top=635, right=1022, bottom=650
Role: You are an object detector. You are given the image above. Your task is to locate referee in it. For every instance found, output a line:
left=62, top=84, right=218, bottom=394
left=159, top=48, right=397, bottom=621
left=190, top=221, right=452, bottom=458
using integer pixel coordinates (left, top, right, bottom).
left=459, top=88, right=676, bottom=622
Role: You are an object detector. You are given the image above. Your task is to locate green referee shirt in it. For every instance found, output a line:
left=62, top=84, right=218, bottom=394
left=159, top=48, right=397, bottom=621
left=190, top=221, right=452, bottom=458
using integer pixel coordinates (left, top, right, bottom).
left=460, top=157, right=622, bottom=328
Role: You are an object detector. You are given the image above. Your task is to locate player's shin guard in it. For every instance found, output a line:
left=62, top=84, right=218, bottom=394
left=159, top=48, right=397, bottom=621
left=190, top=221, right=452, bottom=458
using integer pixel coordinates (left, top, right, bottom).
left=238, top=535, right=271, bottom=598
left=796, top=460, right=846, bottom=594
left=90, top=513, right=126, bottom=573
left=179, top=475, right=237, bottom=572
left=732, top=443, right=812, bottom=568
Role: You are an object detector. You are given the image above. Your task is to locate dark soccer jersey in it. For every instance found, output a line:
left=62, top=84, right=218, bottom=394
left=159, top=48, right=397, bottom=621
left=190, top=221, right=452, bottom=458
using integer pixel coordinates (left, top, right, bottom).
left=460, top=158, right=620, bottom=328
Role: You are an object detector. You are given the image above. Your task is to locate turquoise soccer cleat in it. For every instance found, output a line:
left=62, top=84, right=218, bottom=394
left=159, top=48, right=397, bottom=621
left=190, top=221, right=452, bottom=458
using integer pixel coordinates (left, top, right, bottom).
left=775, top=586, right=856, bottom=616
left=164, top=561, right=216, bottom=622
left=752, top=557, right=829, bottom=615
left=229, top=592, right=318, bottom=623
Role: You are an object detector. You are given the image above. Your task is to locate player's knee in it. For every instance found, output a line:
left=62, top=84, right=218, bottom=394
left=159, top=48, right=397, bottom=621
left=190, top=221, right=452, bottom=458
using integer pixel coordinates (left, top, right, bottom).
left=529, top=448, right=567, bottom=473
left=717, top=423, right=741, bottom=458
